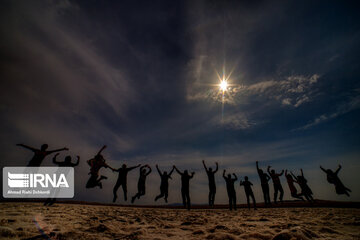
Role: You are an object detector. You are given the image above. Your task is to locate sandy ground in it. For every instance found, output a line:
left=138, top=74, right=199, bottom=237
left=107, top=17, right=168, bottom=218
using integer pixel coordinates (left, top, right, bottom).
left=0, top=203, right=360, bottom=240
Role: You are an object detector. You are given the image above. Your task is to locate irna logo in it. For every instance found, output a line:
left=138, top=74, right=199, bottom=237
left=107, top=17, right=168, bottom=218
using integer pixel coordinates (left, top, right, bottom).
left=3, top=167, right=74, bottom=198
left=8, top=172, right=69, bottom=188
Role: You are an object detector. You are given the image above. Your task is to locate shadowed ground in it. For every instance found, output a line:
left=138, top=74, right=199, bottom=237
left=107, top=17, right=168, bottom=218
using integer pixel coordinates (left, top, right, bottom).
left=0, top=202, right=359, bottom=239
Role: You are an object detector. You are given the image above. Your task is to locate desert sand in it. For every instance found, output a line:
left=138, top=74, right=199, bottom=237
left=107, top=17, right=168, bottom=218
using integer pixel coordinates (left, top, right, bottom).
left=0, top=202, right=360, bottom=240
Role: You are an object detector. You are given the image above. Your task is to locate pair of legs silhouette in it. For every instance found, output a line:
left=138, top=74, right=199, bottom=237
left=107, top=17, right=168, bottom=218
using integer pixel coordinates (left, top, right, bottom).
left=261, top=184, right=271, bottom=205
left=182, top=188, right=191, bottom=210
left=208, top=184, right=216, bottom=206
left=113, top=181, right=127, bottom=202
left=228, top=191, right=236, bottom=210
left=86, top=175, right=107, bottom=189
left=273, top=184, right=284, bottom=203
left=245, top=190, right=256, bottom=209
left=132, top=182, right=146, bottom=203
left=155, top=186, right=169, bottom=202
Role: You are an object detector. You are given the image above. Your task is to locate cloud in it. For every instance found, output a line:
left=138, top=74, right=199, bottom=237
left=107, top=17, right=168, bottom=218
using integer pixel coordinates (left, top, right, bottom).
left=296, top=93, right=360, bottom=130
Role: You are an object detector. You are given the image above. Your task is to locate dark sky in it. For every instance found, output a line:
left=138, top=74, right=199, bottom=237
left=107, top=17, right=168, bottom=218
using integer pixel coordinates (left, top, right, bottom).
left=1, top=0, right=359, bottom=204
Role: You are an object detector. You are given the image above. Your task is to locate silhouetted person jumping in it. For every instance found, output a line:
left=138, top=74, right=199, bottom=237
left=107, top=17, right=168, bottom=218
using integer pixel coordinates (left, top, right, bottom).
left=291, top=169, right=314, bottom=201
left=131, top=165, right=152, bottom=203
left=256, top=161, right=271, bottom=205
left=223, top=170, right=237, bottom=210
left=320, top=165, right=351, bottom=196
left=202, top=160, right=218, bottom=207
left=267, top=166, right=284, bottom=203
left=86, top=145, right=114, bottom=189
left=17, top=143, right=68, bottom=166
left=113, top=163, right=141, bottom=202
left=45, top=153, right=80, bottom=206
left=155, top=165, right=174, bottom=203
left=174, top=165, right=194, bottom=210
left=240, top=176, right=257, bottom=210
left=285, top=170, right=304, bottom=201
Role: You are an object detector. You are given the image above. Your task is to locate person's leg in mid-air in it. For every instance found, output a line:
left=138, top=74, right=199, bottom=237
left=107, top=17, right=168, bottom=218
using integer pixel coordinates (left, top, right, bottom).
left=155, top=192, right=163, bottom=201
left=262, top=184, right=270, bottom=204
left=122, top=183, right=127, bottom=201
left=113, top=181, right=121, bottom=202
left=228, top=193, right=233, bottom=210
left=265, top=185, right=271, bottom=204
left=250, top=192, right=256, bottom=209
left=186, top=191, right=191, bottom=210
left=246, top=193, right=251, bottom=209
left=164, top=188, right=169, bottom=203
left=233, top=192, right=237, bottom=210
left=279, top=185, right=284, bottom=202
left=181, top=189, right=186, bottom=207
left=86, top=175, right=99, bottom=188
left=274, top=185, right=279, bottom=203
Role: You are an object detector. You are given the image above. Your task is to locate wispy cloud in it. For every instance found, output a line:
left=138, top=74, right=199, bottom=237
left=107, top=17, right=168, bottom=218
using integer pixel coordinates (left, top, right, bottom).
left=296, top=93, right=360, bottom=130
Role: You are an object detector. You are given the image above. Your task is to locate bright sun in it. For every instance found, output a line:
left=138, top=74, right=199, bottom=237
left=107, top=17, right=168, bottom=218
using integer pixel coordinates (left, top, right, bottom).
left=219, top=79, right=228, bottom=92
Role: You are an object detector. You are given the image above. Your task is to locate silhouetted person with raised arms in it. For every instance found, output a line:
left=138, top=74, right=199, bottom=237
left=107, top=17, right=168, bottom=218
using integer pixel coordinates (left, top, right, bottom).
left=17, top=143, right=68, bottom=166
left=45, top=153, right=80, bottom=206
left=285, top=170, right=304, bottom=201
left=131, top=165, right=152, bottom=203
left=173, top=165, right=194, bottom=210
left=155, top=165, right=174, bottom=203
left=113, top=163, right=141, bottom=202
left=240, top=176, right=257, bottom=210
left=223, top=169, right=237, bottom=210
left=256, top=161, right=271, bottom=205
left=86, top=145, right=114, bottom=189
left=291, top=169, right=314, bottom=201
left=267, top=166, right=284, bottom=203
left=320, top=165, right=351, bottom=196
left=202, top=160, right=219, bottom=207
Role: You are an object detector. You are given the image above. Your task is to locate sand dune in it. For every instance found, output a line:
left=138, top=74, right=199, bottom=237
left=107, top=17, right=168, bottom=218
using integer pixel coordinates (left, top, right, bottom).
left=0, top=202, right=359, bottom=239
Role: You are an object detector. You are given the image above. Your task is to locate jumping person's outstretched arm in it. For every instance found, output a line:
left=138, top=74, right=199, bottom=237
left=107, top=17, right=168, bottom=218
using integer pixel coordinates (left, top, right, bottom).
left=156, top=165, right=162, bottom=176
left=300, top=169, right=304, bottom=177
left=202, top=160, right=208, bottom=172
left=53, top=153, right=61, bottom=164
left=146, top=165, right=152, bottom=175
left=290, top=171, right=298, bottom=181
left=233, top=174, right=238, bottom=181
left=168, top=167, right=175, bottom=177
left=265, top=173, right=270, bottom=181
left=47, top=147, right=69, bottom=154
left=223, top=170, right=227, bottom=179
left=214, top=162, right=219, bottom=173
left=335, top=164, right=342, bottom=174
left=128, top=164, right=141, bottom=171
left=173, top=166, right=182, bottom=175
left=279, top=170, right=284, bottom=176
left=190, top=172, right=195, bottom=179
left=16, top=144, right=37, bottom=152
left=73, top=156, right=80, bottom=166
left=256, top=161, right=260, bottom=172
left=320, top=166, right=326, bottom=173
left=285, top=170, right=288, bottom=176
left=97, top=145, right=107, bottom=155
left=267, top=166, right=271, bottom=175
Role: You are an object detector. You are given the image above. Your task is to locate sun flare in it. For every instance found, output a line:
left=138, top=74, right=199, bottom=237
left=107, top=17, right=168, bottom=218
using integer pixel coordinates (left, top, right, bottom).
left=219, top=79, right=228, bottom=92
